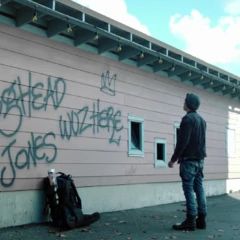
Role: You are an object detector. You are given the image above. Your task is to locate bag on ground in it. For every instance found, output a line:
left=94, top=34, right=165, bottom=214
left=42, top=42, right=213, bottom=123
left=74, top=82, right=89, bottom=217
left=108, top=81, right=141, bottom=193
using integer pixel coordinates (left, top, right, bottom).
left=43, top=171, right=100, bottom=229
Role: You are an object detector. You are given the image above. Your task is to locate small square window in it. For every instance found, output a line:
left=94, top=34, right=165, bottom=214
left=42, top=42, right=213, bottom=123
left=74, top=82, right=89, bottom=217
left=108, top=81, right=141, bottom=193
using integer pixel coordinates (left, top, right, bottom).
left=128, top=116, right=144, bottom=157
left=154, top=138, right=167, bottom=167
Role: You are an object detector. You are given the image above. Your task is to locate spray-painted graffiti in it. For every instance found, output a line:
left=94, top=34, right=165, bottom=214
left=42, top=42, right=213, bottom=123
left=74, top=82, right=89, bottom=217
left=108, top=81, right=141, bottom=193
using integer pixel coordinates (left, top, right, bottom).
left=100, top=70, right=116, bottom=96
left=0, top=70, right=124, bottom=188
left=59, top=99, right=123, bottom=145
left=0, top=72, right=66, bottom=137
left=0, top=73, right=65, bottom=187
left=1, top=132, right=57, bottom=187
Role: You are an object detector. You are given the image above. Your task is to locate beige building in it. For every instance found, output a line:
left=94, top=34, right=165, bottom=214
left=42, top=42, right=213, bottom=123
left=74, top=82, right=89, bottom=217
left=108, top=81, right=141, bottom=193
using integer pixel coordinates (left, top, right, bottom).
left=0, top=0, right=240, bottom=228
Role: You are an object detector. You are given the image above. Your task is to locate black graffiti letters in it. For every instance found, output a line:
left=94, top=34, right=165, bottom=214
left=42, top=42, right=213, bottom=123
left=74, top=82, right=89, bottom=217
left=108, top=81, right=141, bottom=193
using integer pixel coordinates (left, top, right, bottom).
left=43, top=76, right=66, bottom=111
left=59, top=99, right=123, bottom=145
left=0, top=81, right=22, bottom=137
left=0, top=132, right=57, bottom=187
left=0, top=73, right=66, bottom=137
left=0, top=72, right=64, bottom=188
left=0, top=70, right=124, bottom=188
left=100, top=70, right=116, bottom=96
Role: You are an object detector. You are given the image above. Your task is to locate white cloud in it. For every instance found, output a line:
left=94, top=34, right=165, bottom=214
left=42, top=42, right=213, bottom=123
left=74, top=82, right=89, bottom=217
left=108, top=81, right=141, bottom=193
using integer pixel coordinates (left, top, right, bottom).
left=72, top=0, right=150, bottom=35
left=224, top=0, right=240, bottom=15
left=71, top=0, right=240, bottom=76
left=169, top=8, right=240, bottom=75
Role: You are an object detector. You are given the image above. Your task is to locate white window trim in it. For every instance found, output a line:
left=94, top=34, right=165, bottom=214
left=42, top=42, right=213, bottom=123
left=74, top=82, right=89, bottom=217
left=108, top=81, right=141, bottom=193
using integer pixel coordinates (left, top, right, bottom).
left=154, top=138, right=167, bottom=168
left=128, top=115, right=144, bottom=157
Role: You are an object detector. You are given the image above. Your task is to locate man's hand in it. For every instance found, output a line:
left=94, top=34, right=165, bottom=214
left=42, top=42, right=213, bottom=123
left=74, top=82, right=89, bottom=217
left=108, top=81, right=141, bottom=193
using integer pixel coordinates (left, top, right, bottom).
left=168, top=160, right=174, bottom=168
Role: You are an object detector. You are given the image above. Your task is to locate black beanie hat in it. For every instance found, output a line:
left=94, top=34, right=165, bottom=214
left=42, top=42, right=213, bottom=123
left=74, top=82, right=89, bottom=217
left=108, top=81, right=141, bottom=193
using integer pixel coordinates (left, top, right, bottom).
left=185, top=93, right=200, bottom=111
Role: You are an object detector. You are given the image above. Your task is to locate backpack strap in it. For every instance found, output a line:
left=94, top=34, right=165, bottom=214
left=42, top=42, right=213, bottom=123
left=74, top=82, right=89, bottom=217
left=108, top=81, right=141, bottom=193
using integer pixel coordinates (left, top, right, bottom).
left=70, top=178, right=82, bottom=209
left=57, top=172, right=82, bottom=208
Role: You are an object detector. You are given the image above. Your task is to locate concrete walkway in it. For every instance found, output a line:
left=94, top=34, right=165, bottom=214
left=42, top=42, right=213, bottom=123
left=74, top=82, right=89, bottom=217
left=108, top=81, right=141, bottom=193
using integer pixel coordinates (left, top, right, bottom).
left=1, top=193, right=240, bottom=240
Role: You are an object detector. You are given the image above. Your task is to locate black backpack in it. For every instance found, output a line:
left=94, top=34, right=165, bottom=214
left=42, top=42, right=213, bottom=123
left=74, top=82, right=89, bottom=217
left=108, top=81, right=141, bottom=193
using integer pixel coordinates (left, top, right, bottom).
left=43, top=172, right=100, bottom=230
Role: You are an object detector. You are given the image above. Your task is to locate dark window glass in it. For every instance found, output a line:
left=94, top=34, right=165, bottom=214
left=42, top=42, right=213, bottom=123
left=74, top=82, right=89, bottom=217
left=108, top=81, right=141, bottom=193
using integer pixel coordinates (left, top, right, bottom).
left=157, top=143, right=165, bottom=161
left=131, top=122, right=141, bottom=150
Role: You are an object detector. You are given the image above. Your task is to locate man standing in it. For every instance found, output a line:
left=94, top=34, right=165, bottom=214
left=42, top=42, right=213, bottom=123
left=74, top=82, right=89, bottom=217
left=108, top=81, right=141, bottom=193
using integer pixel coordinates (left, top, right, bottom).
left=168, top=93, right=207, bottom=231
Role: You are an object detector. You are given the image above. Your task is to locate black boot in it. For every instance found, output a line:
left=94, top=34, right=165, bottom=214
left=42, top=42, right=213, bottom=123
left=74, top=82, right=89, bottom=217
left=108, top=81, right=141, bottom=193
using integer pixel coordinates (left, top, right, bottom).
left=196, top=213, right=206, bottom=229
left=172, top=215, right=196, bottom=231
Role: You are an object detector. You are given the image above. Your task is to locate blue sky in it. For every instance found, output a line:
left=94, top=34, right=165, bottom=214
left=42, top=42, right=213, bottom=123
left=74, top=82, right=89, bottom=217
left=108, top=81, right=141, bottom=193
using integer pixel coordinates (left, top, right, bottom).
left=125, top=0, right=223, bottom=47
left=73, top=0, right=240, bottom=77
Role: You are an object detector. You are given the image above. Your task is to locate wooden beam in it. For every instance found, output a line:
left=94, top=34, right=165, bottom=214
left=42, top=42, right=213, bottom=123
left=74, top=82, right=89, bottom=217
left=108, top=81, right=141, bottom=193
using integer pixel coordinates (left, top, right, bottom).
left=168, top=67, right=187, bottom=77
left=98, top=38, right=118, bottom=54
left=74, top=29, right=95, bottom=46
left=137, top=55, right=158, bottom=67
left=153, top=62, right=172, bottom=72
left=192, top=76, right=209, bottom=86
left=118, top=47, right=139, bottom=61
left=47, top=19, right=69, bottom=38
left=16, top=7, right=35, bottom=27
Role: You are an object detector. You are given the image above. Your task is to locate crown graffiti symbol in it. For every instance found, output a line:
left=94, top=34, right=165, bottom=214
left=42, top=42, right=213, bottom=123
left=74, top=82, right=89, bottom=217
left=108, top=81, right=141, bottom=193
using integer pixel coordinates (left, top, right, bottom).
left=100, top=70, right=116, bottom=96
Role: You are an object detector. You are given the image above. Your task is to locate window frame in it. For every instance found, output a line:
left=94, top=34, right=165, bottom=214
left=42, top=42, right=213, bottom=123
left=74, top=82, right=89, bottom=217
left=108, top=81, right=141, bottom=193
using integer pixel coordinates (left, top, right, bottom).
left=154, top=138, right=167, bottom=167
left=128, top=115, right=144, bottom=157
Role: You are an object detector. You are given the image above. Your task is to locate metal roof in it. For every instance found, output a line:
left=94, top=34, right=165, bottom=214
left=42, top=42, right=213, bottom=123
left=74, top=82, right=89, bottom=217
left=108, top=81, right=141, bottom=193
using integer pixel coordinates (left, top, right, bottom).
left=0, top=0, right=240, bottom=100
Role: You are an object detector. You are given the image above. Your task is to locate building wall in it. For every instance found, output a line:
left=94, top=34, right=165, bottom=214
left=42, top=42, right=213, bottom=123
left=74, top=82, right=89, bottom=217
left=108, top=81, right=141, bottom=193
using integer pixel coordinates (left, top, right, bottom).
left=0, top=23, right=240, bottom=227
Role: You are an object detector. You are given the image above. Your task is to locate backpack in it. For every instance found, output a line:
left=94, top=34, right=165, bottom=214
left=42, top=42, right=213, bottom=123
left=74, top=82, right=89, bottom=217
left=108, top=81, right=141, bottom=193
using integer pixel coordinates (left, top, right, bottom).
left=43, top=172, right=100, bottom=230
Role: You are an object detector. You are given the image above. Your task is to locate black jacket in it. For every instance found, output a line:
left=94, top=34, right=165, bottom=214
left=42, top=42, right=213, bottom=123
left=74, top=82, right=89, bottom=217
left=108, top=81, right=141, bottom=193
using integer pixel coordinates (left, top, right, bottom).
left=171, top=111, right=206, bottom=163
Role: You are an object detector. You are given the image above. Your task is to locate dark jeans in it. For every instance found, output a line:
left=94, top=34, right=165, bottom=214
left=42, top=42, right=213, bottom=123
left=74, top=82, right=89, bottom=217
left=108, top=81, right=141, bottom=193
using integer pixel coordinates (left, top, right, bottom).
left=180, top=159, right=207, bottom=217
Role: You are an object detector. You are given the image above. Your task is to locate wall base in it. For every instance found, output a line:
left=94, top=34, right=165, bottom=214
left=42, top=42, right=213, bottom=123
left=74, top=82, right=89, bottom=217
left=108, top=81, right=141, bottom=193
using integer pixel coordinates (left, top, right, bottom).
left=0, top=179, right=235, bottom=228
left=0, top=191, right=45, bottom=228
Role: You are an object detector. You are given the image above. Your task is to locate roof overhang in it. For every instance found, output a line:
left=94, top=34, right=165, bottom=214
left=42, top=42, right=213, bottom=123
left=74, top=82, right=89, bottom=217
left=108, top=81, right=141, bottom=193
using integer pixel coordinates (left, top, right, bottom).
left=0, top=0, right=240, bottom=101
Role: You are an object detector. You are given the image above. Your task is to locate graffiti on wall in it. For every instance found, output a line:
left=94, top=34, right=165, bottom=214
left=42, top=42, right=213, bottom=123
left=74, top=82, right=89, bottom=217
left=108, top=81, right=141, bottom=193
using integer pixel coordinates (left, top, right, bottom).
left=0, top=72, right=66, bottom=137
left=59, top=99, right=123, bottom=145
left=0, top=72, right=65, bottom=187
left=0, top=70, right=123, bottom=187
left=100, top=70, right=116, bottom=96
left=1, top=132, right=57, bottom=187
